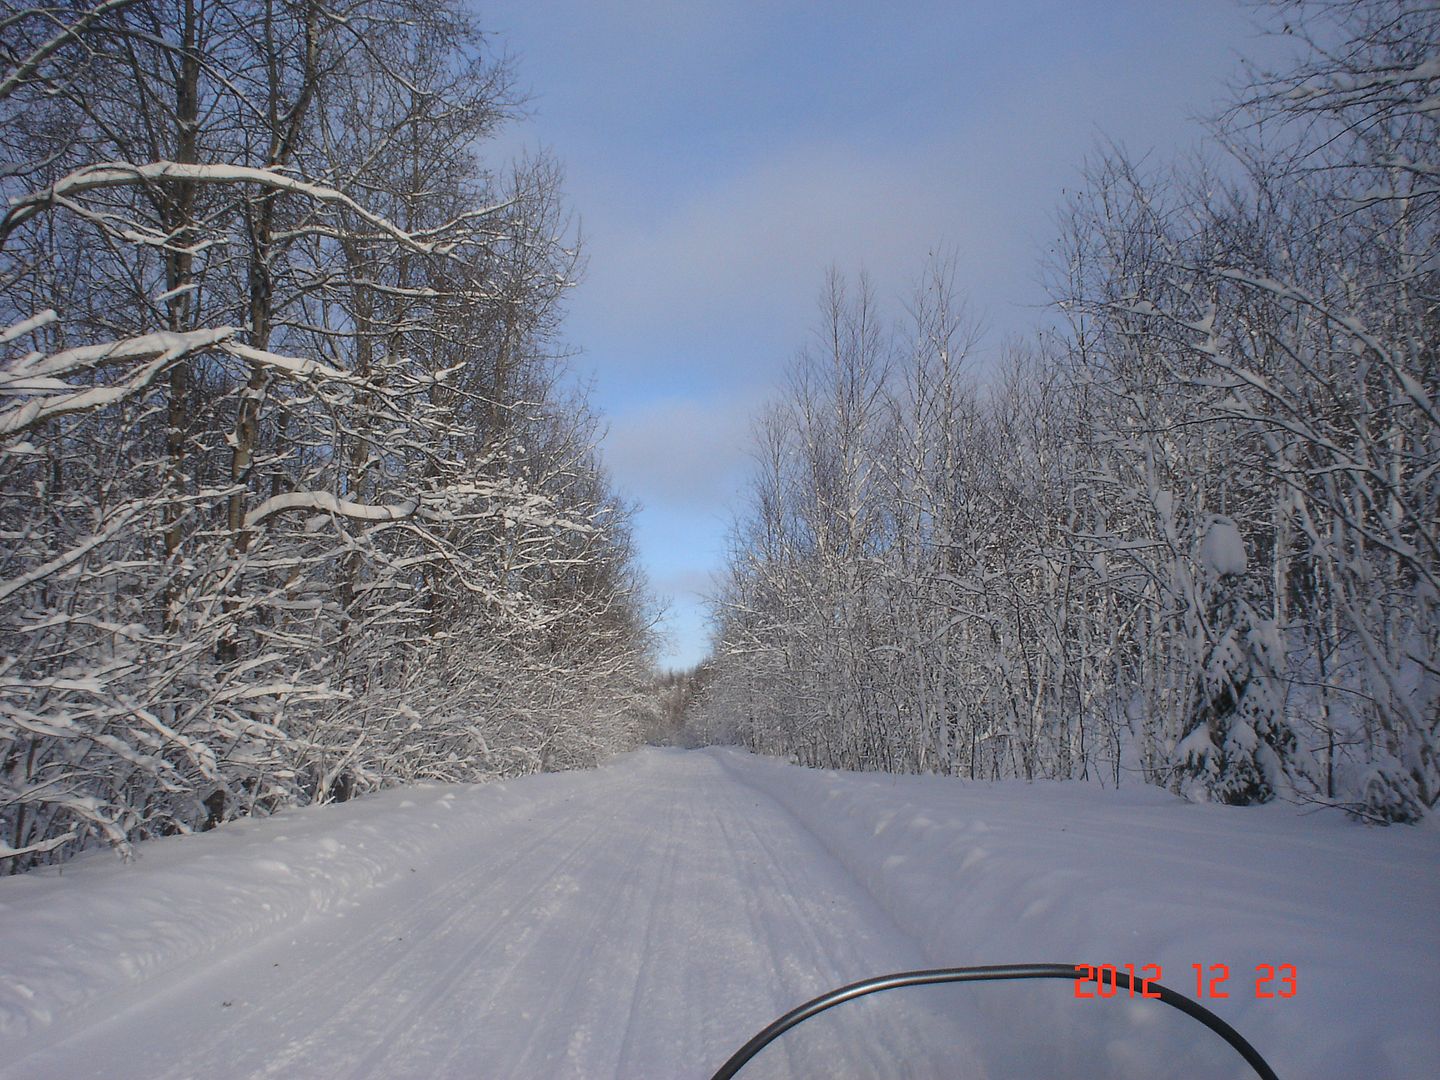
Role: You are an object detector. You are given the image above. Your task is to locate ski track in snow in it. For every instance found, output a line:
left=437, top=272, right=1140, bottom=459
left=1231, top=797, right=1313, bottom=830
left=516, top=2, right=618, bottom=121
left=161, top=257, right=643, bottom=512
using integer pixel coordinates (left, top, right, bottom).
left=1, top=747, right=1437, bottom=1079
left=1, top=751, right=977, bottom=1079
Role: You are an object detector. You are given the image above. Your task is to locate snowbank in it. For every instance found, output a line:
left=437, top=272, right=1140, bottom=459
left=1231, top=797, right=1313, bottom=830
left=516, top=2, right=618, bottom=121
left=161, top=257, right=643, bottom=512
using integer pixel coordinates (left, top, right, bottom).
left=714, top=748, right=1440, bottom=1079
left=0, top=769, right=590, bottom=1044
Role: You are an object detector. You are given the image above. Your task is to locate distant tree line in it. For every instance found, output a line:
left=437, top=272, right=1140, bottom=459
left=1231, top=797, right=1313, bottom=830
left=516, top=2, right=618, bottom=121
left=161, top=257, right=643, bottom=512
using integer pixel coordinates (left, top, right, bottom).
left=644, top=663, right=713, bottom=746
left=689, top=0, right=1438, bottom=822
left=0, top=0, right=656, bottom=870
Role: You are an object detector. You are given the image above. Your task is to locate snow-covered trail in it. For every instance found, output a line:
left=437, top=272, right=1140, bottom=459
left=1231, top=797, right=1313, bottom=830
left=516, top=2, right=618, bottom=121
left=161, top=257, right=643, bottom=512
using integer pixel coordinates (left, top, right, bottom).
left=2, top=747, right=1436, bottom=1079
left=1, top=751, right=975, bottom=1079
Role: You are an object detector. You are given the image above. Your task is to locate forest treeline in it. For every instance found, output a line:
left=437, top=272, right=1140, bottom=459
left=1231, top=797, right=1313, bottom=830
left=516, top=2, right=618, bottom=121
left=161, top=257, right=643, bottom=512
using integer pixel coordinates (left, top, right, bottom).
left=690, top=0, right=1439, bottom=822
left=0, top=0, right=656, bottom=870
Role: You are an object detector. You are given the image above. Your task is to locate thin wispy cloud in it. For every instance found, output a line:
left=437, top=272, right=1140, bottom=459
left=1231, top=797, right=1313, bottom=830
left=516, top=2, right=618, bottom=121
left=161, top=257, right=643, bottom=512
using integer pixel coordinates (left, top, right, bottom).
left=605, top=394, right=758, bottom=510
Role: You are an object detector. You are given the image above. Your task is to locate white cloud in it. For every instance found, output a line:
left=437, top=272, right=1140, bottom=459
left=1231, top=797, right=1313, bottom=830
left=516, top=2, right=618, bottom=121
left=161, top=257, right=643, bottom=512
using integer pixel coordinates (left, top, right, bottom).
left=602, top=391, right=760, bottom=510
left=568, top=120, right=1089, bottom=385
left=652, top=566, right=717, bottom=600
left=558, top=8, right=1253, bottom=380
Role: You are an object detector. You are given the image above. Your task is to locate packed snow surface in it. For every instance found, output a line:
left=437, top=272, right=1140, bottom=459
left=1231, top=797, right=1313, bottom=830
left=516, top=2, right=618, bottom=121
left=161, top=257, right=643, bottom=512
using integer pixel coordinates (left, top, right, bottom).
left=1, top=748, right=1436, bottom=1079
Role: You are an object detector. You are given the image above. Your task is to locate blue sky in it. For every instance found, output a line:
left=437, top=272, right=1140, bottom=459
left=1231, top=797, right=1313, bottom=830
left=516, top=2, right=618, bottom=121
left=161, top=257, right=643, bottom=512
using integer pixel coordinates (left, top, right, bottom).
left=479, top=1, right=1276, bottom=670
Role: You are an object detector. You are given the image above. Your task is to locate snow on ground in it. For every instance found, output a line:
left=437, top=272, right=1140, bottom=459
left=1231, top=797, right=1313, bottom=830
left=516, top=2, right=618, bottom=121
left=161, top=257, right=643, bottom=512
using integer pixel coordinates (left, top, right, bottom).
left=719, top=750, right=1440, bottom=1077
left=1, top=748, right=1436, bottom=1079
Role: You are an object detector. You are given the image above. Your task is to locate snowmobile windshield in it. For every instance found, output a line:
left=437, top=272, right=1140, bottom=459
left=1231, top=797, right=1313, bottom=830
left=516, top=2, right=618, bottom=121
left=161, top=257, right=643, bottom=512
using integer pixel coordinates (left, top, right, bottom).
left=710, top=965, right=1281, bottom=1080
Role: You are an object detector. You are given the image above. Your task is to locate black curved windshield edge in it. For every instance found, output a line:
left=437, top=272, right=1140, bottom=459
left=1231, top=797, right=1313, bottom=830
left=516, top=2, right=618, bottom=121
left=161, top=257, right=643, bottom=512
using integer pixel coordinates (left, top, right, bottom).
left=708, top=963, right=1281, bottom=1080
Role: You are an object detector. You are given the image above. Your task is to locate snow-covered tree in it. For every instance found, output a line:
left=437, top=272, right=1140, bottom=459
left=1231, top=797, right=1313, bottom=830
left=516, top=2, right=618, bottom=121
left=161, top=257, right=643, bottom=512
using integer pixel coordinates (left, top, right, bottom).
left=1, top=0, right=655, bottom=871
left=692, top=0, right=1436, bottom=822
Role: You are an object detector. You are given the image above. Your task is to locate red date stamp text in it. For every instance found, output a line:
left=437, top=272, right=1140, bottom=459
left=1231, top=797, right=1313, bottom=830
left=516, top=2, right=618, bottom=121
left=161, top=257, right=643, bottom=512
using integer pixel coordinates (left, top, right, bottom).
left=1073, top=963, right=1297, bottom=1000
